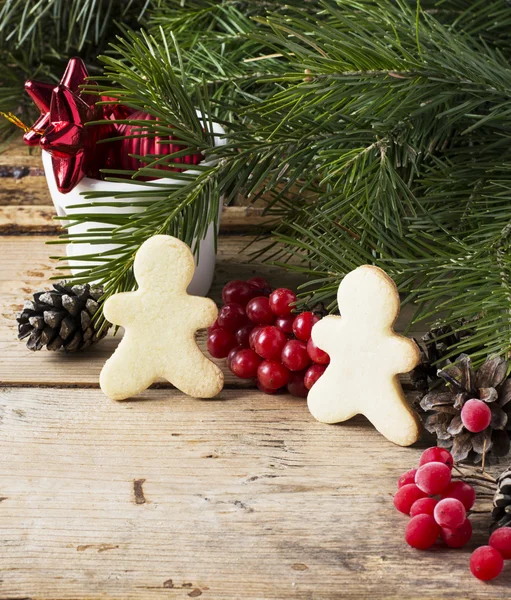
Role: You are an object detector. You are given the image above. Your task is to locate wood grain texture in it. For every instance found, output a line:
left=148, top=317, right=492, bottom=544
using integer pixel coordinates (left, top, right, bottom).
left=0, top=386, right=506, bottom=600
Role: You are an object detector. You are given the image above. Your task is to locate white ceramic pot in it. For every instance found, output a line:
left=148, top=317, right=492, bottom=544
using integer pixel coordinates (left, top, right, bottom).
left=42, top=120, right=226, bottom=297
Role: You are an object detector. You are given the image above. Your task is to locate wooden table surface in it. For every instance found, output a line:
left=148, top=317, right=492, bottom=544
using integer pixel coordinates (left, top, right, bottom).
left=0, top=143, right=509, bottom=599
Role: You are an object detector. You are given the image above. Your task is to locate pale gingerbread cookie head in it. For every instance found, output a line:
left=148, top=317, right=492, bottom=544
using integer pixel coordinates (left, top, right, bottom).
left=134, top=235, right=195, bottom=294
left=337, top=265, right=399, bottom=328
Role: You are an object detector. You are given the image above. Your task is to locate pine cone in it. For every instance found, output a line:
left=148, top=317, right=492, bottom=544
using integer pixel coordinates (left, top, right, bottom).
left=492, top=467, right=511, bottom=530
left=418, top=354, right=511, bottom=463
left=17, top=282, right=110, bottom=352
left=410, top=323, right=479, bottom=392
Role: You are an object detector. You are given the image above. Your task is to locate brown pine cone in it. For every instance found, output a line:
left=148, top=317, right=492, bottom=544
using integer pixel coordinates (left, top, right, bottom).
left=417, top=354, right=511, bottom=463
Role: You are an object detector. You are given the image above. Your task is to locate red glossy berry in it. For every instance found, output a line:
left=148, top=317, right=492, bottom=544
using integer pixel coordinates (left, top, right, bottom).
left=415, top=462, right=451, bottom=495
left=230, top=348, right=262, bottom=379
left=489, top=528, right=511, bottom=560
left=405, top=514, right=440, bottom=550
left=246, top=296, right=275, bottom=325
left=275, top=315, right=295, bottom=334
left=269, top=288, right=297, bottom=317
left=207, top=328, right=237, bottom=358
left=208, top=319, right=221, bottom=334
left=235, top=324, right=253, bottom=348
left=419, top=447, right=454, bottom=470
left=249, top=326, right=264, bottom=351
left=434, top=498, right=466, bottom=529
left=281, top=339, right=310, bottom=371
left=440, top=480, right=476, bottom=511
left=441, top=519, right=473, bottom=549
left=218, top=302, right=248, bottom=332
left=257, top=360, right=290, bottom=390
left=410, top=497, right=438, bottom=518
left=254, top=326, right=288, bottom=360
left=306, top=338, right=330, bottom=365
left=222, top=280, right=257, bottom=307
left=247, top=277, right=271, bottom=294
left=398, top=468, right=418, bottom=488
left=393, top=484, right=427, bottom=515
left=470, top=546, right=504, bottom=581
left=293, top=311, right=320, bottom=342
left=304, top=364, right=326, bottom=390
left=227, top=345, right=244, bottom=369
left=287, top=371, right=308, bottom=398
left=461, top=399, right=491, bottom=433
left=256, top=379, right=280, bottom=394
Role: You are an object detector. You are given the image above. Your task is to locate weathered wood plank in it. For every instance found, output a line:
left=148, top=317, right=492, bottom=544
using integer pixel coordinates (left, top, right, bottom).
left=0, top=174, right=50, bottom=205
left=0, top=205, right=273, bottom=234
left=0, top=386, right=505, bottom=600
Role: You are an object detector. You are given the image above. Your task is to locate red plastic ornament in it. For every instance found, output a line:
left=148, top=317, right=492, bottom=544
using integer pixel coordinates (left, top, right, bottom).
left=39, top=85, right=102, bottom=194
left=24, top=58, right=97, bottom=147
left=115, top=110, right=202, bottom=179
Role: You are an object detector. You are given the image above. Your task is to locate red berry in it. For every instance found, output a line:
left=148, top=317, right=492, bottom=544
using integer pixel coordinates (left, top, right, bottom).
left=293, top=311, right=319, bottom=342
left=207, top=328, right=237, bottom=358
left=249, top=326, right=264, bottom=350
left=246, top=296, right=275, bottom=325
left=247, top=277, right=271, bottom=294
left=207, top=319, right=221, bottom=334
left=440, top=480, right=476, bottom=511
left=419, top=447, right=454, bottom=470
left=257, top=360, right=290, bottom=390
left=410, top=497, right=438, bottom=518
left=256, top=379, right=280, bottom=394
left=230, top=349, right=262, bottom=379
left=306, top=338, right=330, bottom=365
left=281, top=339, right=310, bottom=371
left=227, top=345, right=244, bottom=369
left=304, top=364, right=326, bottom=390
left=275, top=315, right=295, bottom=334
left=254, top=326, right=287, bottom=360
left=235, top=324, right=253, bottom=348
left=441, top=519, right=473, bottom=548
left=461, top=399, right=491, bottom=433
left=398, top=468, right=418, bottom=488
left=393, top=484, right=427, bottom=515
left=470, top=546, right=504, bottom=581
left=415, top=462, right=451, bottom=495
left=489, top=528, right=511, bottom=560
left=218, top=302, right=248, bottom=331
left=269, top=288, right=297, bottom=317
left=405, top=514, right=440, bottom=550
left=287, top=371, right=308, bottom=398
left=222, top=280, right=257, bottom=307
left=434, top=498, right=466, bottom=529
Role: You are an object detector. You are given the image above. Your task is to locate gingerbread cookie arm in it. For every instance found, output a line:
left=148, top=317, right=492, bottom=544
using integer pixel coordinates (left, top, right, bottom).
left=311, top=315, right=340, bottom=352
left=186, top=296, right=219, bottom=330
left=385, top=335, right=420, bottom=374
left=103, top=292, right=140, bottom=327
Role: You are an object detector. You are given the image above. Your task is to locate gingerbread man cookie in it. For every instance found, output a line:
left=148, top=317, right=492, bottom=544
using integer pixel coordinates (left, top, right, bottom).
left=307, top=265, right=421, bottom=446
left=100, top=235, right=224, bottom=400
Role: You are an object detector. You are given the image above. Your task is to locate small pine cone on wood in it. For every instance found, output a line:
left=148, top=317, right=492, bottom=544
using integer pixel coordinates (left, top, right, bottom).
left=17, top=282, right=110, bottom=352
left=492, top=467, right=511, bottom=530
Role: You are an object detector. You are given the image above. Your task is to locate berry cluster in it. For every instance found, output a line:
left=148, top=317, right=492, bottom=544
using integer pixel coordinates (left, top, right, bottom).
left=206, top=279, right=329, bottom=396
left=394, top=447, right=511, bottom=581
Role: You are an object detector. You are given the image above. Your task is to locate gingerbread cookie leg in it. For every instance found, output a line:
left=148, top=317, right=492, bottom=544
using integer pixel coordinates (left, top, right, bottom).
left=100, top=337, right=157, bottom=400
left=163, top=341, right=224, bottom=398
left=364, top=378, right=421, bottom=446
